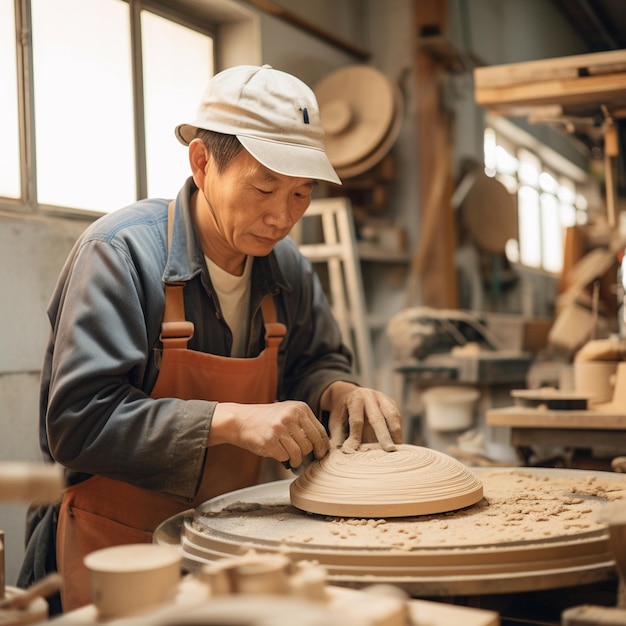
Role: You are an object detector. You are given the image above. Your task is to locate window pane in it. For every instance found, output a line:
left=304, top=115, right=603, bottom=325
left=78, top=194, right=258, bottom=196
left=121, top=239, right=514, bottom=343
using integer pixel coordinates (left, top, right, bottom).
left=561, top=203, right=577, bottom=228
left=575, top=193, right=588, bottom=211
left=141, top=11, right=213, bottom=199
left=484, top=128, right=496, bottom=176
left=0, top=0, right=20, bottom=198
left=557, top=177, right=576, bottom=205
left=539, top=171, right=558, bottom=194
left=518, top=150, right=540, bottom=187
left=518, top=185, right=541, bottom=268
left=31, top=0, right=135, bottom=212
left=540, top=193, right=562, bottom=273
left=495, top=145, right=518, bottom=176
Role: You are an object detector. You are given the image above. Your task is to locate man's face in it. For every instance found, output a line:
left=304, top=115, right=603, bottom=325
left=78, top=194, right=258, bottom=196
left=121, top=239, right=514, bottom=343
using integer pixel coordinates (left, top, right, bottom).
left=202, top=148, right=315, bottom=258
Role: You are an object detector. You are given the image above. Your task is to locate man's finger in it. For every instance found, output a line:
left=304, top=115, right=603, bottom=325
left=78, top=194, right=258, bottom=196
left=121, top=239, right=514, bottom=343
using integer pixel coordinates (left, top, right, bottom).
left=361, top=394, right=397, bottom=451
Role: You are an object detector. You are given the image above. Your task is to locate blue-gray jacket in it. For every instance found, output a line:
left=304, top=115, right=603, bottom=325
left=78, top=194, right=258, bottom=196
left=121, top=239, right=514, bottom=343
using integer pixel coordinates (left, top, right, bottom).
left=40, top=178, right=357, bottom=503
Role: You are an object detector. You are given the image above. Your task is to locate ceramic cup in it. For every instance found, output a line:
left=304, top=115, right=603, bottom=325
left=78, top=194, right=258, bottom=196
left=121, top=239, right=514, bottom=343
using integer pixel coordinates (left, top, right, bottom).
left=84, top=543, right=181, bottom=619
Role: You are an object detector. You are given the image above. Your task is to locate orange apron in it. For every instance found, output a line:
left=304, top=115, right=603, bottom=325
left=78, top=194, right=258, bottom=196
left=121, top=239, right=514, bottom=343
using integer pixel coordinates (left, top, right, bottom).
left=56, top=201, right=286, bottom=611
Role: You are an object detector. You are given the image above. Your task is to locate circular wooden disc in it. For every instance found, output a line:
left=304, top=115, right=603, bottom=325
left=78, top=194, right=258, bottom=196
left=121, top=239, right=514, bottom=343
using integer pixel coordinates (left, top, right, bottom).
left=315, top=65, right=396, bottom=169
left=460, top=172, right=517, bottom=253
left=333, top=82, right=404, bottom=179
left=289, top=444, right=483, bottom=517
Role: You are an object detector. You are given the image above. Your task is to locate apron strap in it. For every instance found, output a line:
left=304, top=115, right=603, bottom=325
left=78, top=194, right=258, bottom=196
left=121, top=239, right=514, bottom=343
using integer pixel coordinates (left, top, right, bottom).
left=261, top=294, right=287, bottom=347
left=160, top=201, right=194, bottom=349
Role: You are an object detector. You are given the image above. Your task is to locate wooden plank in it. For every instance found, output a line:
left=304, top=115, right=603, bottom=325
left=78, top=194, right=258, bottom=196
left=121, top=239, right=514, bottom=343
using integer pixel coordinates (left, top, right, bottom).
left=474, top=49, right=626, bottom=88
left=510, top=428, right=626, bottom=450
left=475, top=71, right=626, bottom=111
left=487, top=405, right=626, bottom=429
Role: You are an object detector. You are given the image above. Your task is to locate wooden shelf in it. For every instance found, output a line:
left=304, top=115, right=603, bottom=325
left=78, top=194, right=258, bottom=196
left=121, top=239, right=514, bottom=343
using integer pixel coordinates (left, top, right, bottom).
left=474, top=49, right=626, bottom=118
left=357, top=241, right=409, bottom=263
left=487, top=404, right=626, bottom=429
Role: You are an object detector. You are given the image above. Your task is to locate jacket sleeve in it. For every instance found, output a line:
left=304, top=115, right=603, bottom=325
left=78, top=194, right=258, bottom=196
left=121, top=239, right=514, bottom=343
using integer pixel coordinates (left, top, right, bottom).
left=43, top=236, right=210, bottom=501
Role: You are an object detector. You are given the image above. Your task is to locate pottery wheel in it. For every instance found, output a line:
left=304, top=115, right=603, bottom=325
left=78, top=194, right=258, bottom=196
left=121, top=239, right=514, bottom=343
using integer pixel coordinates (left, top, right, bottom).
left=155, top=467, right=626, bottom=597
left=290, top=444, right=483, bottom=517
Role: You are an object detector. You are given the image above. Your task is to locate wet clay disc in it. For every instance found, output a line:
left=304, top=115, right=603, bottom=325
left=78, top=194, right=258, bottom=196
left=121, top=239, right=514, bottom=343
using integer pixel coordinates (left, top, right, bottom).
left=290, top=443, right=483, bottom=518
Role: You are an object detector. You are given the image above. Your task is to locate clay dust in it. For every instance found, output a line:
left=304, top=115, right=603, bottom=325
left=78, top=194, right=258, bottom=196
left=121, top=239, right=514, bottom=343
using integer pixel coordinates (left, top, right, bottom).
left=193, top=470, right=626, bottom=550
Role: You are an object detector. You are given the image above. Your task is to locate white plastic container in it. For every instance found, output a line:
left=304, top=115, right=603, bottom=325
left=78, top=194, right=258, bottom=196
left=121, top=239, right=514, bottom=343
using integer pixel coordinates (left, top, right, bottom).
left=421, top=386, right=480, bottom=432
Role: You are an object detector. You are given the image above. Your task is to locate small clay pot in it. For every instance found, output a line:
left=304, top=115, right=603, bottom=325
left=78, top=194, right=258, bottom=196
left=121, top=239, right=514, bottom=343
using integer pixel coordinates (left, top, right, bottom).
left=84, top=544, right=181, bottom=619
left=574, top=360, right=618, bottom=404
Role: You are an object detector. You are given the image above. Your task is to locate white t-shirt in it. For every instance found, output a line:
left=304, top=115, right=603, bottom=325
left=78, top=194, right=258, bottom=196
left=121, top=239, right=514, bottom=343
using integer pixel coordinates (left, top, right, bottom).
left=205, top=255, right=252, bottom=357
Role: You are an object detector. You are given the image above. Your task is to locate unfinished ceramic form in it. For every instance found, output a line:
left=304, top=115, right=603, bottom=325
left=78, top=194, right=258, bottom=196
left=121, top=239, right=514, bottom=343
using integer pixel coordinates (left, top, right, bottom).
left=84, top=544, right=181, bottom=619
left=289, top=443, right=484, bottom=517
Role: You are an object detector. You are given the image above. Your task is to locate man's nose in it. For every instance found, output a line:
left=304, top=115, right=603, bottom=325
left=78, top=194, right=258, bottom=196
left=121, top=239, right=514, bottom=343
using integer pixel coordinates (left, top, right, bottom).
left=265, top=199, right=294, bottom=229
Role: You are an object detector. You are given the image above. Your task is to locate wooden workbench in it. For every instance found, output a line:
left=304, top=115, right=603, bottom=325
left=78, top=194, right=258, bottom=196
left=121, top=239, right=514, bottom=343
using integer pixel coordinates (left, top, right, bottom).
left=486, top=404, right=626, bottom=458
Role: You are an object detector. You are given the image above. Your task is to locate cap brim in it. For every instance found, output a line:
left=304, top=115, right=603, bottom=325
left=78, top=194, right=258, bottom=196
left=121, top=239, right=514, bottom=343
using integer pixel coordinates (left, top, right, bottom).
left=238, top=135, right=341, bottom=185
left=175, top=124, right=341, bottom=185
left=175, top=124, right=197, bottom=146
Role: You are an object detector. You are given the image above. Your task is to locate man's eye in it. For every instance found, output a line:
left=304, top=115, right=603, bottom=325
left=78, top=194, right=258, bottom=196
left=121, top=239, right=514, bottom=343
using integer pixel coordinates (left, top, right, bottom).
left=256, top=187, right=273, bottom=195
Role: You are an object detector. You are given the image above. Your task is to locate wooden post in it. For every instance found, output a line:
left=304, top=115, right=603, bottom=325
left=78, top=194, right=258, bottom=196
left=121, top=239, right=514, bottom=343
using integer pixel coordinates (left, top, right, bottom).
left=410, top=0, right=458, bottom=309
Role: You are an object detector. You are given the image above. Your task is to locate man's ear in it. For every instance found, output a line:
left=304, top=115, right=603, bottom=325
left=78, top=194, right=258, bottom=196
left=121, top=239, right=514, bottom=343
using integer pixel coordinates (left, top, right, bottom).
left=188, top=139, right=210, bottom=188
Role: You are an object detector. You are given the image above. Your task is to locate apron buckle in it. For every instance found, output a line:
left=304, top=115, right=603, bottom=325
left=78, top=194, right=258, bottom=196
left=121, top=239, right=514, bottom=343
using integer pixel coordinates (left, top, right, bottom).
left=160, top=320, right=194, bottom=342
left=264, top=322, right=287, bottom=341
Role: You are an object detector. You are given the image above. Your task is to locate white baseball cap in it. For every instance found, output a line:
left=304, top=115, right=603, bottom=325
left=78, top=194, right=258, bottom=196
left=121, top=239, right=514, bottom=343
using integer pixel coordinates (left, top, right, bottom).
left=175, top=64, right=341, bottom=185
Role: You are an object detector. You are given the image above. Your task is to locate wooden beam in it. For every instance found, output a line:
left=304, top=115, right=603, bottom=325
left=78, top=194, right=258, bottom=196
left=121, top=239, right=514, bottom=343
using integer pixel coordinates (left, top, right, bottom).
left=474, top=49, right=626, bottom=89
left=410, top=0, right=457, bottom=309
left=476, top=72, right=626, bottom=111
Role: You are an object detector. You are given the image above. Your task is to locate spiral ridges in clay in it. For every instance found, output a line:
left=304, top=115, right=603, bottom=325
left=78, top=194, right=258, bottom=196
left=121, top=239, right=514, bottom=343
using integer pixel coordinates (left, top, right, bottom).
left=290, top=443, right=483, bottom=517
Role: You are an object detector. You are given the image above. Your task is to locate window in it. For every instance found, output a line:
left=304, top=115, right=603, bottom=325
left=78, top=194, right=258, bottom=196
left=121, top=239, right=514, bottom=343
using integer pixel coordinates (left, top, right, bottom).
left=483, top=126, right=590, bottom=274
left=32, top=0, right=135, bottom=212
left=141, top=11, right=213, bottom=199
left=3, top=0, right=214, bottom=215
left=0, top=0, right=20, bottom=199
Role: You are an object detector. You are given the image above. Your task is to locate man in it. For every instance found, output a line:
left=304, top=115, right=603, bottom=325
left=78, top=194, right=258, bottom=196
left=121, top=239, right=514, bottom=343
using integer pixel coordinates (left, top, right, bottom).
left=20, top=64, right=402, bottom=611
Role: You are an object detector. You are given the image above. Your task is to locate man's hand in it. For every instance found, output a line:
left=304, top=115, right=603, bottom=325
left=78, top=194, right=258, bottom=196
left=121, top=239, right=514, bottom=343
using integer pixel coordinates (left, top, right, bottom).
left=322, top=382, right=403, bottom=453
left=210, top=400, right=329, bottom=468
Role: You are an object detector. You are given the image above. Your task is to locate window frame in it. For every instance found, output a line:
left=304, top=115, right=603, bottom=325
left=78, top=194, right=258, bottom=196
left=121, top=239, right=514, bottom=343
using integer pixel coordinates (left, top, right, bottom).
left=484, top=115, right=592, bottom=275
left=3, top=0, right=217, bottom=219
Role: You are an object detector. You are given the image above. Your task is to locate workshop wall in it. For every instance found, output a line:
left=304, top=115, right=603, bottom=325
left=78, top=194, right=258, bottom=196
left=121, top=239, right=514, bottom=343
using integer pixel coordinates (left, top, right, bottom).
left=0, top=0, right=595, bottom=586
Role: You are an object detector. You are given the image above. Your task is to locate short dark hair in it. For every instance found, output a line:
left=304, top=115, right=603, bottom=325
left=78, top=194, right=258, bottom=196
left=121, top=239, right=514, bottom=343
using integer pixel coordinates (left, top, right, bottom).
left=195, top=129, right=244, bottom=173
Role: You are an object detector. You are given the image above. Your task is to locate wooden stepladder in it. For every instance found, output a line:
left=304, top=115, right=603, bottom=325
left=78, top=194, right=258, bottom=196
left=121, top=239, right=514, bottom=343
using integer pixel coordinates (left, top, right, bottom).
left=295, top=197, right=375, bottom=388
